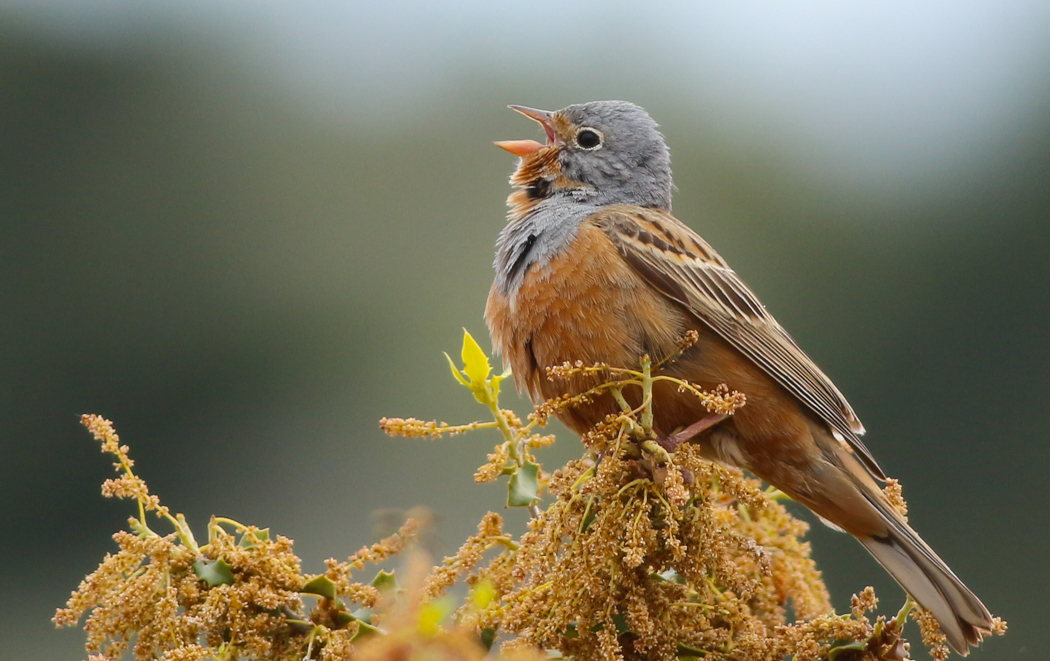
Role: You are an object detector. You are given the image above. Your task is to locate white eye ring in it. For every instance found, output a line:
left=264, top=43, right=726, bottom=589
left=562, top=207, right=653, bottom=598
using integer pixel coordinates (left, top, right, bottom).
left=574, top=127, right=604, bottom=150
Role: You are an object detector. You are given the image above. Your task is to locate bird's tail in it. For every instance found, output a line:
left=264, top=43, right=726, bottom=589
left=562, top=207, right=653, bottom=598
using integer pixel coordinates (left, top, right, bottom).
left=790, top=432, right=994, bottom=656
left=754, top=421, right=993, bottom=654
left=855, top=481, right=992, bottom=655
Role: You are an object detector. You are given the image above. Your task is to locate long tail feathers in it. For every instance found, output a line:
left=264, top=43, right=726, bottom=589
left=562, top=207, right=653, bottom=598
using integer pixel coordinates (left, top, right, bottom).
left=857, top=496, right=993, bottom=655
left=764, top=424, right=992, bottom=654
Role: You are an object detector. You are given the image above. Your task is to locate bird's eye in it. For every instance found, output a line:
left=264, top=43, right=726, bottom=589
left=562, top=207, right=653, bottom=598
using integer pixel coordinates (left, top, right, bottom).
left=575, top=127, right=603, bottom=150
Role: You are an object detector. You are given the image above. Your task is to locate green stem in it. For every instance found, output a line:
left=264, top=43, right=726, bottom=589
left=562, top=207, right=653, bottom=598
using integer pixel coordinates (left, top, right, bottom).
left=616, top=478, right=649, bottom=498
left=136, top=501, right=149, bottom=532
left=174, top=513, right=200, bottom=554
left=578, top=495, right=596, bottom=534
left=481, top=383, right=524, bottom=465
left=894, top=595, right=917, bottom=628
left=610, top=386, right=632, bottom=414
left=210, top=516, right=246, bottom=531
left=641, top=440, right=671, bottom=465
left=571, top=467, right=595, bottom=491
left=302, top=626, right=319, bottom=661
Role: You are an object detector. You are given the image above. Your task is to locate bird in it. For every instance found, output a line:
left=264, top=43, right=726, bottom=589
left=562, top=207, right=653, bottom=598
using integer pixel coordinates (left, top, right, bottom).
left=484, top=100, right=992, bottom=655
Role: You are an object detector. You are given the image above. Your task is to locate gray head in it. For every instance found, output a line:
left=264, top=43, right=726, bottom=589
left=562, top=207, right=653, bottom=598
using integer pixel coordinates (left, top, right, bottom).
left=496, top=100, right=673, bottom=211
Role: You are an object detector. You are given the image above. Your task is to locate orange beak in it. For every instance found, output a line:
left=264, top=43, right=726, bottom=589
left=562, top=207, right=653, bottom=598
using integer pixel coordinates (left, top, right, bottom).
left=495, top=105, right=557, bottom=156
left=493, top=139, right=545, bottom=157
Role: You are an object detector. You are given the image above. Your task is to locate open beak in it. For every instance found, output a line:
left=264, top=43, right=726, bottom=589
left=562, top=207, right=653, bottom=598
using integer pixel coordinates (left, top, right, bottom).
left=495, top=105, right=557, bottom=157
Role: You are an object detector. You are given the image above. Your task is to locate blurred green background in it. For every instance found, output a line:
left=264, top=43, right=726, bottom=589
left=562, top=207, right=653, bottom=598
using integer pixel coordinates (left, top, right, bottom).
left=2, top=1, right=1048, bottom=658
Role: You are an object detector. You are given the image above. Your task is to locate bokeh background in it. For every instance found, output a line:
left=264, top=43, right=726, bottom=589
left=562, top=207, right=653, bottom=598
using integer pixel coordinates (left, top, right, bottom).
left=2, top=1, right=1048, bottom=658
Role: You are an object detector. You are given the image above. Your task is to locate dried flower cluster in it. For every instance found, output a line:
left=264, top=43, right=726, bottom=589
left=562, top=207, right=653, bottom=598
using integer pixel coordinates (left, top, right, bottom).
left=351, top=552, right=547, bottom=661
left=910, top=609, right=1006, bottom=661
left=55, top=416, right=487, bottom=661
left=449, top=437, right=883, bottom=661
left=882, top=479, right=908, bottom=520
left=59, top=332, right=1005, bottom=660
left=389, top=332, right=1005, bottom=660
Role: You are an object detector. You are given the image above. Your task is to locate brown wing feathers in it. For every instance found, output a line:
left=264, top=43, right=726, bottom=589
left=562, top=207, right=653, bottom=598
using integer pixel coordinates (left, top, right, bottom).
left=595, top=205, right=886, bottom=480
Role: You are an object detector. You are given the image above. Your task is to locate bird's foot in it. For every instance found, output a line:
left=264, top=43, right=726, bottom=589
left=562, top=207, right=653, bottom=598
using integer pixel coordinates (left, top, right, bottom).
left=654, top=413, right=728, bottom=453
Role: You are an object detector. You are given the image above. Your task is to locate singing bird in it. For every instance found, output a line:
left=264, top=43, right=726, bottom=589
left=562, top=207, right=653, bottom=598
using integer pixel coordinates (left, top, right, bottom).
left=485, top=101, right=992, bottom=654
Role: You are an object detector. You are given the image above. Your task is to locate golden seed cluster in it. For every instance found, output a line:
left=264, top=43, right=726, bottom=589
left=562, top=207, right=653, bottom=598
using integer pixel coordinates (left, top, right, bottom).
left=882, top=478, right=908, bottom=520
left=57, top=417, right=476, bottom=661
left=63, top=337, right=1007, bottom=660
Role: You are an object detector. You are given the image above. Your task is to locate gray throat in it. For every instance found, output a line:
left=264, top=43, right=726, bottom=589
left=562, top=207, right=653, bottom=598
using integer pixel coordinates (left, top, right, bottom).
left=493, top=199, right=602, bottom=296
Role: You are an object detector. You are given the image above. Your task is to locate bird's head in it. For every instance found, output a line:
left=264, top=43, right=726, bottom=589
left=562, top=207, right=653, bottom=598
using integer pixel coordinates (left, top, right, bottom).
left=496, top=100, right=673, bottom=218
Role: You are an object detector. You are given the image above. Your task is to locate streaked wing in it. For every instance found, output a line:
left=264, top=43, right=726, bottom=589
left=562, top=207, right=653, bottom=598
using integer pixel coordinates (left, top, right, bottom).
left=594, top=205, right=885, bottom=480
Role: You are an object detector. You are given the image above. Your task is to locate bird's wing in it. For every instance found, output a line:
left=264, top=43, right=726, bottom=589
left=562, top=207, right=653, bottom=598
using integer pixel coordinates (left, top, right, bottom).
left=593, top=205, right=885, bottom=480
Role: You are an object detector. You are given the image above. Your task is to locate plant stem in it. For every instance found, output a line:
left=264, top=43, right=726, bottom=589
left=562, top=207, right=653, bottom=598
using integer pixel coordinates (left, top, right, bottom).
left=640, top=355, right=654, bottom=434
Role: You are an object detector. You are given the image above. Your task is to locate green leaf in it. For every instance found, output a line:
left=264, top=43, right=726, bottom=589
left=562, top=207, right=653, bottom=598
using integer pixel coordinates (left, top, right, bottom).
left=301, top=576, right=338, bottom=600
left=480, top=627, right=497, bottom=651
left=237, top=528, right=270, bottom=548
left=676, top=642, right=707, bottom=659
left=461, top=330, right=491, bottom=386
left=828, top=642, right=866, bottom=660
left=507, top=460, right=541, bottom=507
left=332, top=607, right=384, bottom=641
left=351, top=619, right=382, bottom=641
left=193, top=558, right=235, bottom=587
left=580, top=508, right=596, bottom=533
left=370, top=569, right=398, bottom=593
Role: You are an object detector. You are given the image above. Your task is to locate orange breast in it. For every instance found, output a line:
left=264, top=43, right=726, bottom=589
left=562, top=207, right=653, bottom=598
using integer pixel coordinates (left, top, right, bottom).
left=487, top=220, right=690, bottom=432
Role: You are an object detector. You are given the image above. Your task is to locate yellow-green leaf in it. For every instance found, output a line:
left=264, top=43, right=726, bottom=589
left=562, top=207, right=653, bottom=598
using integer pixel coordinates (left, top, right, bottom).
left=491, top=367, right=512, bottom=400
left=461, top=329, right=491, bottom=386
left=444, top=352, right=469, bottom=387
left=470, top=579, right=497, bottom=610
left=417, top=598, right=452, bottom=635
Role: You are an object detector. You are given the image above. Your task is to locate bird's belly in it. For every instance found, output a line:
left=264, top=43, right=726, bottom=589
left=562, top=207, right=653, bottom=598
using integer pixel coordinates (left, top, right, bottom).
left=488, top=222, right=700, bottom=434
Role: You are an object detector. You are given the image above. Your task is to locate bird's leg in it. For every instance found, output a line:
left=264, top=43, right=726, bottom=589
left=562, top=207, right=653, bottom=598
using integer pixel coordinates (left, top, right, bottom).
left=655, top=413, right=728, bottom=453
